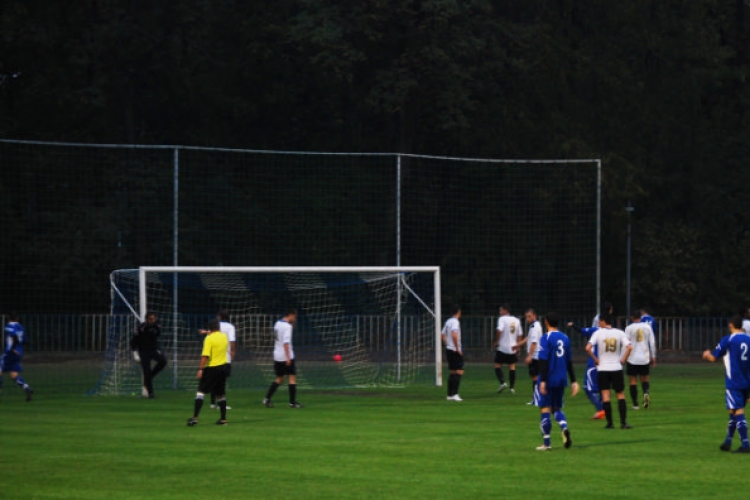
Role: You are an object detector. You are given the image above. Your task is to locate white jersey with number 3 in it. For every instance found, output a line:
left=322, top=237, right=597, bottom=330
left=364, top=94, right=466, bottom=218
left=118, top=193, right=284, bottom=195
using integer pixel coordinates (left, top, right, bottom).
left=624, top=321, right=655, bottom=365
left=588, top=327, right=631, bottom=372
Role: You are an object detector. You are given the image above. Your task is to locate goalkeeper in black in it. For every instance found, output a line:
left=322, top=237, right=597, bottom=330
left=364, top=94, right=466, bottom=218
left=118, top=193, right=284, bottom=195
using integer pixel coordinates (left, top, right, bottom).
left=131, top=312, right=167, bottom=398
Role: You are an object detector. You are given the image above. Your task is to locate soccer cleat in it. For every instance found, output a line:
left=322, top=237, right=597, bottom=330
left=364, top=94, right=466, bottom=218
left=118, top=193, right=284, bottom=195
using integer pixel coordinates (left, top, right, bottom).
left=509, top=388, right=515, bottom=395
left=213, top=405, right=232, bottom=410
left=141, top=386, right=149, bottom=398
left=632, top=405, right=640, bottom=410
left=643, top=393, right=650, bottom=409
left=720, top=442, right=732, bottom=452
left=215, top=419, right=228, bottom=426
left=535, top=444, right=551, bottom=451
left=497, top=383, right=508, bottom=394
left=210, top=404, right=217, bottom=409
left=526, top=401, right=534, bottom=406
left=186, top=417, right=199, bottom=426
left=289, top=402, right=304, bottom=408
left=591, top=410, right=605, bottom=420
left=25, top=388, right=33, bottom=402
left=604, top=424, right=614, bottom=429
left=452, top=394, right=463, bottom=401
left=262, top=398, right=274, bottom=408
left=621, top=423, right=633, bottom=429
left=732, top=446, right=750, bottom=454
left=562, top=428, right=572, bottom=448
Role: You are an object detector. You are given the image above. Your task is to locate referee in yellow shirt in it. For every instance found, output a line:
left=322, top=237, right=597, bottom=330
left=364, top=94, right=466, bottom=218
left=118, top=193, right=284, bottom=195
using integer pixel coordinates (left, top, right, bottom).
left=187, top=319, right=230, bottom=426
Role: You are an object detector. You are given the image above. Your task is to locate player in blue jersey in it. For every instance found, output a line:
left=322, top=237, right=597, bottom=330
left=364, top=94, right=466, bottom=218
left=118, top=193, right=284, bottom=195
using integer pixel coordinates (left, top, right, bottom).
left=702, top=315, right=750, bottom=453
left=534, top=312, right=579, bottom=450
left=640, top=308, right=658, bottom=339
left=1, top=313, right=34, bottom=401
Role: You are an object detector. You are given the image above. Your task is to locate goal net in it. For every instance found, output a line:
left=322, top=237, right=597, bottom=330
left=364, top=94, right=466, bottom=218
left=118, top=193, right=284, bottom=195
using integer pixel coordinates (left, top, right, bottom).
left=94, top=266, right=441, bottom=395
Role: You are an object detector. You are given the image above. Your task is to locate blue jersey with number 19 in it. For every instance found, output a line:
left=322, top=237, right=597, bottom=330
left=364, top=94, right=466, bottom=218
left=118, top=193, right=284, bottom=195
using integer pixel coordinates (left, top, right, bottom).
left=538, top=329, right=572, bottom=389
left=711, top=333, right=750, bottom=391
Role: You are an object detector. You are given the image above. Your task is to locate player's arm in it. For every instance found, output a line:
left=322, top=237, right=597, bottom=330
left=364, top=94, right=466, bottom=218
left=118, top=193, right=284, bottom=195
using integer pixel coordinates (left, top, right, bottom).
left=230, top=341, right=236, bottom=361
left=537, top=357, right=548, bottom=394
left=284, top=342, right=292, bottom=365
left=620, top=342, right=633, bottom=365
left=197, top=354, right=209, bottom=378
left=566, top=355, right=579, bottom=396
left=585, top=341, right=598, bottom=365
left=452, top=330, right=462, bottom=356
left=702, top=350, right=717, bottom=362
left=526, top=341, right=537, bottom=364
left=493, top=328, right=502, bottom=350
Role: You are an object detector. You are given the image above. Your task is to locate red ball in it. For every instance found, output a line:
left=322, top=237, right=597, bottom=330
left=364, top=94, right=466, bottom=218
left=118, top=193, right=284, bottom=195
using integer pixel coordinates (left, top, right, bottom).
left=333, top=354, right=342, bottom=362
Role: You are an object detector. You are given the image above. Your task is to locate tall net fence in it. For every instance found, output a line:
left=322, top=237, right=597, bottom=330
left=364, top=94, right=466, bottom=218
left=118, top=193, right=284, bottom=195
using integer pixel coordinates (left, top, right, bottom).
left=0, top=140, right=599, bottom=392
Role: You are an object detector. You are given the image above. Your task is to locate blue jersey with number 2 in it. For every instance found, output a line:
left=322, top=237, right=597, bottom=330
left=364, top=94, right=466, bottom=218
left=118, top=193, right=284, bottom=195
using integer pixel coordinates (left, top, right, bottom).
left=538, top=330, right=572, bottom=388
left=712, top=333, right=750, bottom=391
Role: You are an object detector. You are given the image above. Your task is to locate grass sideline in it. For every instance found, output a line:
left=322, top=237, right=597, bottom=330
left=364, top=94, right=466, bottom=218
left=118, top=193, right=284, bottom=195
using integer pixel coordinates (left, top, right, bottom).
left=0, top=363, right=745, bottom=499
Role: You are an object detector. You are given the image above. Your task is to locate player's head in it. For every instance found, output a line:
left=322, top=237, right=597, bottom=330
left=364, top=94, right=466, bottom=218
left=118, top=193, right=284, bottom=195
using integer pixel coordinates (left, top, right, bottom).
left=729, top=314, right=743, bottom=332
left=738, top=307, right=750, bottom=319
left=525, top=308, right=537, bottom=322
left=284, top=307, right=298, bottom=322
left=449, top=304, right=461, bottom=317
left=7, top=311, right=19, bottom=322
left=217, top=309, right=230, bottom=322
left=499, top=303, right=510, bottom=315
left=207, top=318, right=221, bottom=332
left=599, top=311, right=613, bottom=327
left=146, top=312, right=157, bottom=323
left=640, top=308, right=650, bottom=317
left=602, top=302, right=613, bottom=314
left=630, top=309, right=641, bottom=321
left=544, top=311, right=559, bottom=329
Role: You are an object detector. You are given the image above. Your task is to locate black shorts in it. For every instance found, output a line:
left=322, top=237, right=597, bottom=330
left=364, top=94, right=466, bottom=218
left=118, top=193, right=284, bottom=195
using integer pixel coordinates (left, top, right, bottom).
left=597, top=370, right=625, bottom=393
left=528, top=359, right=539, bottom=378
left=274, top=360, right=297, bottom=377
left=626, top=363, right=650, bottom=377
left=446, top=349, right=464, bottom=371
left=199, top=364, right=230, bottom=396
left=495, top=351, right=518, bottom=365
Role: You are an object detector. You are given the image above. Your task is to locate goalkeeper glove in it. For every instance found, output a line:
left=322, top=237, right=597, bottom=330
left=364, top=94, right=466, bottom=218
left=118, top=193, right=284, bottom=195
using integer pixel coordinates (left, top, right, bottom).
left=133, top=351, right=141, bottom=363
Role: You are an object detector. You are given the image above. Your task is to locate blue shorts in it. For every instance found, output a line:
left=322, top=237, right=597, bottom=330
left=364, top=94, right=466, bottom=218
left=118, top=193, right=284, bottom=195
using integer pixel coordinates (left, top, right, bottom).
left=0, top=353, right=22, bottom=373
left=726, top=389, right=750, bottom=410
left=584, top=365, right=599, bottom=393
left=534, top=383, right=565, bottom=410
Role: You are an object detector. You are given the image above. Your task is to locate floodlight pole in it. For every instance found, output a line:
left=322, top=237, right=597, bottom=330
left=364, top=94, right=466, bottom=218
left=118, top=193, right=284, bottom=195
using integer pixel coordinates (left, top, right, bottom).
left=625, top=201, right=634, bottom=324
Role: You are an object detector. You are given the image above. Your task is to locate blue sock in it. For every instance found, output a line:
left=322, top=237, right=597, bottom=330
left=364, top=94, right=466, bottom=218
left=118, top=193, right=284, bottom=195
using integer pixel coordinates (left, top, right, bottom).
left=540, top=412, right=551, bottom=447
left=554, top=410, right=568, bottom=430
left=586, top=389, right=602, bottom=411
left=736, top=414, right=749, bottom=448
left=14, top=376, right=28, bottom=389
left=726, top=416, right=737, bottom=444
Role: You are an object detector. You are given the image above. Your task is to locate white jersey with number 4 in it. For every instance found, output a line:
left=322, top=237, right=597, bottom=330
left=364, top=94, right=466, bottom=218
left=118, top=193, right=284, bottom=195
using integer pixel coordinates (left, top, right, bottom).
left=273, top=319, right=294, bottom=362
left=496, top=315, right=523, bottom=354
left=220, top=321, right=236, bottom=363
left=442, top=317, right=461, bottom=352
left=588, top=327, right=631, bottom=372
left=624, top=321, right=655, bottom=365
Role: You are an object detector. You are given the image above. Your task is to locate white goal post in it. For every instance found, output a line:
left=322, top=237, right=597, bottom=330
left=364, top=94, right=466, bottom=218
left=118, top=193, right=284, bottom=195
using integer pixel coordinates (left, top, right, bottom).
left=96, top=266, right=442, bottom=395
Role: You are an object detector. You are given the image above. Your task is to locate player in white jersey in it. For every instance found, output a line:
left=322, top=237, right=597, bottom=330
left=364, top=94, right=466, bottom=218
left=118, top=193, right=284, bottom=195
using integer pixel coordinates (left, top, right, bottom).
left=624, top=309, right=656, bottom=410
left=524, top=308, right=543, bottom=404
left=441, top=304, right=464, bottom=401
left=493, top=304, right=525, bottom=394
left=741, top=307, right=750, bottom=335
left=262, top=308, right=302, bottom=408
left=200, top=309, right=237, bottom=409
left=586, top=312, right=633, bottom=429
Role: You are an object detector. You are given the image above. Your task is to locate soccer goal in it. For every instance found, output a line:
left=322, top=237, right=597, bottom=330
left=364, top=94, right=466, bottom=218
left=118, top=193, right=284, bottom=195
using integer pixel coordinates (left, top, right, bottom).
left=94, top=266, right=442, bottom=395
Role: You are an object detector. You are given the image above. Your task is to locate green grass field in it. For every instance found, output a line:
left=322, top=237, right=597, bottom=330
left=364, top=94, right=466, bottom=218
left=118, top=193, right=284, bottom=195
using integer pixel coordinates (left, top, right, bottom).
left=1, top=363, right=746, bottom=499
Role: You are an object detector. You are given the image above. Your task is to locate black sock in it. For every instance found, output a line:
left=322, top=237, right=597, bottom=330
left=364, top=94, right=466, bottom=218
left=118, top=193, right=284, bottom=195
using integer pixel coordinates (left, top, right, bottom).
left=630, top=385, right=638, bottom=406
left=618, top=398, right=627, bottom=424
left=454, top=374, right=462, bottom=395
left=193, top=397, right=204, bottom=418
left=642, top=381, right=650, bottom=395
left=219, top=399, right=227, bottom=420
left=495, top=368, right=504, bottom=384
left=603, top=401, right=612, bottom=425
left=289, top=383, right=297, bottom=404
left=509, top=369, right=516, bottom=389
left=447, top=374, right=456, bottom=396
left=266, top=382, right=280, bottom=400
